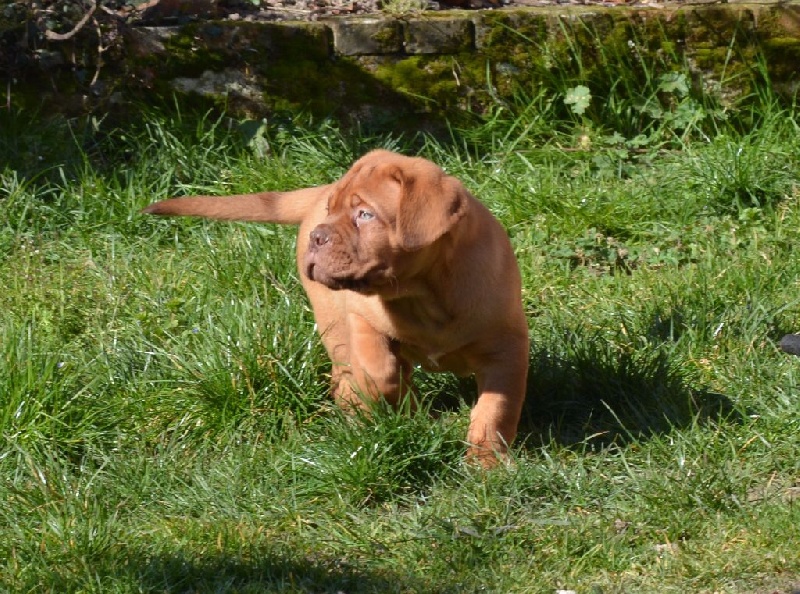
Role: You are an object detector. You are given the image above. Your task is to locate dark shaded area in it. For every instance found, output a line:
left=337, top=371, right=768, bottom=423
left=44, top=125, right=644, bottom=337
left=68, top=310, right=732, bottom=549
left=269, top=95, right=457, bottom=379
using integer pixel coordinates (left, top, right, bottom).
left=424, top=330, right=744, bottom=454
left=0, top=108, right=106, bottom=184
left=516, top=334, right=744, bottom=449
left=105, top=547, right=456, bottom=594
left=0, top=94, right=430, bottom=195
left=1, top=23, right=427, bottom=131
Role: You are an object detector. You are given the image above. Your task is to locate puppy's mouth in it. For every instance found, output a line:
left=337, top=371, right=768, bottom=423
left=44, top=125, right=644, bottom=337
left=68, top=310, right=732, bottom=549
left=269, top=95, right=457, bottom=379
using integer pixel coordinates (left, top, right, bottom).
left=306, top=263, right=374, bottom=293
left=332, top=278, right=372, bottom=292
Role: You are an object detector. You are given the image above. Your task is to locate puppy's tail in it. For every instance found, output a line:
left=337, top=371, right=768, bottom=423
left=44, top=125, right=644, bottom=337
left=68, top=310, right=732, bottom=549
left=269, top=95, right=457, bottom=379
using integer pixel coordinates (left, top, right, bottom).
left=142, top=184, right=331, bottom=225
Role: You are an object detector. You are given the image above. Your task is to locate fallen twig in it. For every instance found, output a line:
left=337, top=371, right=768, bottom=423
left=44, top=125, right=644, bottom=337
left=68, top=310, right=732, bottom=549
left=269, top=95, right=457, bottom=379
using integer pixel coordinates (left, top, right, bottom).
left=45, top=0, right=97, bottom=41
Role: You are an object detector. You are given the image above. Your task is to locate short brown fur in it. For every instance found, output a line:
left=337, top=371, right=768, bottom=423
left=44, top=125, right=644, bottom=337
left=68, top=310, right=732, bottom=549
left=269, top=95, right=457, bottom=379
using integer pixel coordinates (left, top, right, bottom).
left=143, top=150, right=529, bottom=466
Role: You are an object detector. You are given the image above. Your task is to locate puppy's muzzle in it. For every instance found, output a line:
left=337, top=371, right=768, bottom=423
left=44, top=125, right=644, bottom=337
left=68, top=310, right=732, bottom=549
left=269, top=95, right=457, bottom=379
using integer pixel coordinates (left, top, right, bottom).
left=309, top=225, right=333, bottom=251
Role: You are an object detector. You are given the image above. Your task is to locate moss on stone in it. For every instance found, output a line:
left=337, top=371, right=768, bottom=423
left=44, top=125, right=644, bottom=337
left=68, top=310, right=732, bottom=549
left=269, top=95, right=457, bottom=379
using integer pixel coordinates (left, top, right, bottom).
left=760, top=37, right=800, bottom=86
left=8, top=5, right=800, bottom=127
left=370, top=23, right=403, bottom=48
left=374, top=55, right=458, bottom=106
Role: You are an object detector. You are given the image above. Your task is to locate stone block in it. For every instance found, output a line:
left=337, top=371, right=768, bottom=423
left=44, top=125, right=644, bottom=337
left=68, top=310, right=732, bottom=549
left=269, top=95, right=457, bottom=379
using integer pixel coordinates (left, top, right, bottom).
left=331, top=18, right=403, bottom=55
left=127, top=26, right=179, bottom=57
left=404, top=17, right=474, bottom=54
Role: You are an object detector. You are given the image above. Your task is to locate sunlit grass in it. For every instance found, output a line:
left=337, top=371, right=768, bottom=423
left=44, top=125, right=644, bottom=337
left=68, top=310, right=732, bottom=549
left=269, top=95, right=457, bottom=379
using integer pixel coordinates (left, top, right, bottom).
left=1, top=78, right=799, bottom=593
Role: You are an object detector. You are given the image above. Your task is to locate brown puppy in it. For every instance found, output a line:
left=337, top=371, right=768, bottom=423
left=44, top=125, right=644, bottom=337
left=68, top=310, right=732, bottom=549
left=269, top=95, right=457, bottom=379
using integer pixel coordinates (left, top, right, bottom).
left=143, top=150, right=529, bottom=466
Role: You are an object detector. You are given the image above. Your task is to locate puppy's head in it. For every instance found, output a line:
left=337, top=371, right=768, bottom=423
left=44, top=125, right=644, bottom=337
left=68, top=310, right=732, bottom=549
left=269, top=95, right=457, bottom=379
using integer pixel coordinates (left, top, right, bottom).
left=304, top=150, right=469, bottom=293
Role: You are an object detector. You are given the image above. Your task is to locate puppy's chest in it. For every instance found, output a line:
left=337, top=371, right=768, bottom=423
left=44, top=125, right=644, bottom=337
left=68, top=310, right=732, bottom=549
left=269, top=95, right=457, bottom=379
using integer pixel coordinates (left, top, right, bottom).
left=390, top=316, right=474, bottom=374
left=384, top=299, right=456, bottom=343
left=365, top=296, right=474, bottom=373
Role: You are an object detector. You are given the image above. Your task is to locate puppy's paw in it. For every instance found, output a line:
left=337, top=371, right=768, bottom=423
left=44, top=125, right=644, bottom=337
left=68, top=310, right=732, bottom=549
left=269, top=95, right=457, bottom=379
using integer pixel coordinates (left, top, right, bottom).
left=465, top=442, right=513, bottom=469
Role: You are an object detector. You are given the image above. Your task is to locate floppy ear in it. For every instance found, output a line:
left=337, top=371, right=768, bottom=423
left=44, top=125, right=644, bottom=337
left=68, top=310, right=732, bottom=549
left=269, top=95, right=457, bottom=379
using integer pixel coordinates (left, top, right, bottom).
left=394, top=164, right=470, bottom=251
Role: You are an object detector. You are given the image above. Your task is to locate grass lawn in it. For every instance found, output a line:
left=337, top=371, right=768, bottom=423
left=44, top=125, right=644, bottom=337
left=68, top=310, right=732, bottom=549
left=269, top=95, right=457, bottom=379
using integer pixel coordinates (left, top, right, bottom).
left=1, top=75, right=799, bottom=592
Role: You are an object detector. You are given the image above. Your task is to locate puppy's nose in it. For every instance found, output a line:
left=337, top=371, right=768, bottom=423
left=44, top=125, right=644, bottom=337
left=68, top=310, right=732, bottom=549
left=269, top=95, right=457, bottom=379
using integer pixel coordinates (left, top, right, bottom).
left=309, top=225, right=332, bottom=250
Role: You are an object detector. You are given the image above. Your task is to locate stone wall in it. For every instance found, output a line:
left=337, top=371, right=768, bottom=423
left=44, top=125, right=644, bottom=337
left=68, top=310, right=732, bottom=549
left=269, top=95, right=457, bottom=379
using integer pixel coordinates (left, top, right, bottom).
left=4, top=2, right=800, bottom=127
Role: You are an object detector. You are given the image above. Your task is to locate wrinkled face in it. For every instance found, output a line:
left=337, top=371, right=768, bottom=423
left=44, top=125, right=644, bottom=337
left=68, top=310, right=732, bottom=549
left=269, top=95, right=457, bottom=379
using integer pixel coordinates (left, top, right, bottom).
left=302, top=151, right=468, bottom=294
left=303, top=158, right=405, bottom=293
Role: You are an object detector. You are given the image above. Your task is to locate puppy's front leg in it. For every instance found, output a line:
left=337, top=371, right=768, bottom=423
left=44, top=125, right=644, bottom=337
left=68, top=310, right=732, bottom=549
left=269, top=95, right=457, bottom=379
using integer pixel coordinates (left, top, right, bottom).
left=335, top=313, right=414, bottom=410
left=467, top=338, right=529, bottom=467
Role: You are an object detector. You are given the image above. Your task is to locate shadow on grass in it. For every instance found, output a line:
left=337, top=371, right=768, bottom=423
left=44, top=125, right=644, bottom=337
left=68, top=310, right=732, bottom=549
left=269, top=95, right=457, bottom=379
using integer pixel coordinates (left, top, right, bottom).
left=124, top=548, right=445, bottom=594
left=516, top=335, right=744, bottom=450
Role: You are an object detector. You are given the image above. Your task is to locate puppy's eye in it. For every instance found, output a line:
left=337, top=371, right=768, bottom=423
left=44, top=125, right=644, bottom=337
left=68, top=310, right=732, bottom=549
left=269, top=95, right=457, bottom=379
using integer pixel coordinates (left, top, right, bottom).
left=355, top=209, right=375, bottom=225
